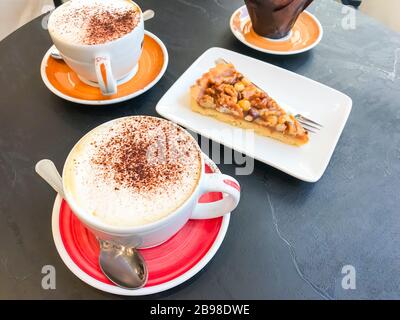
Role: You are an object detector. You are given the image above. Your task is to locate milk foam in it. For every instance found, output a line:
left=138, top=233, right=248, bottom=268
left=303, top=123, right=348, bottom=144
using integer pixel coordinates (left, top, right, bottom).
left=64, top=117, right=202, bottom=228
left=48, top=0, right=138, bottom=45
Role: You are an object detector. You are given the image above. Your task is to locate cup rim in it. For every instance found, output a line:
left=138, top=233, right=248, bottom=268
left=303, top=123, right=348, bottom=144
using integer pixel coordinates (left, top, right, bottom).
left=48, top=0, right=143, bottom=49
left=62, top=115, right=205, bottom=235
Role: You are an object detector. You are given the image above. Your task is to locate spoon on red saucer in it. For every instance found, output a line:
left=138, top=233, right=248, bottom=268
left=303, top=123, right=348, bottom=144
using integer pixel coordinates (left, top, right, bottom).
left=35, top=159, right=148, bottom=289
left=99, top=239, right=148, bottom=289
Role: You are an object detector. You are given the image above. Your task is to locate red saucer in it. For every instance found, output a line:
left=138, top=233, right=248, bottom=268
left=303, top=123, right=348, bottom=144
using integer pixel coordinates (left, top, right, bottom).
left=58, top=163, right=223, bottom=287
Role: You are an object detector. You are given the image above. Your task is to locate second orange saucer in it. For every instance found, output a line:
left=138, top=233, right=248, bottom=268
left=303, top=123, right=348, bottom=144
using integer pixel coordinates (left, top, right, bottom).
left=41, top=31, right=168, bottom=105
left=230, top=6, right=323, bottom=55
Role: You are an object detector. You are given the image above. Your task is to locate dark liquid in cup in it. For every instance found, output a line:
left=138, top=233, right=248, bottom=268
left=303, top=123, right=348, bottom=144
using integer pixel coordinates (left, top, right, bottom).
left=244, top=0, right=313, bottom=39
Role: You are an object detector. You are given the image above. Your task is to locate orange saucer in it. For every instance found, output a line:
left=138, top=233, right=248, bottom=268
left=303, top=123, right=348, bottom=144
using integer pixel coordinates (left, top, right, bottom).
left=230, top=6, right=323, bottom=55
left=41, top=31, right=168, bottom=105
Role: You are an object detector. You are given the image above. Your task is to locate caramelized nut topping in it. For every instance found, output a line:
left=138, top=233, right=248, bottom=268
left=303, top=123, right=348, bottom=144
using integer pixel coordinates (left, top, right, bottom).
left=234, top=82, right=245, bottom=92
left=248, top=108, right=260, bottom=119
left=238, top=99, right=251, bottom=111
left=194, top=62, right=305, bottom=137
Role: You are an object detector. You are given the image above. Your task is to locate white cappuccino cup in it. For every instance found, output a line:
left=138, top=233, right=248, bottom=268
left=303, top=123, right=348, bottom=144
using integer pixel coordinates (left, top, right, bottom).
left=48, top=0, right=144, bottom=96
left=61, top=116, right=241, bottom=248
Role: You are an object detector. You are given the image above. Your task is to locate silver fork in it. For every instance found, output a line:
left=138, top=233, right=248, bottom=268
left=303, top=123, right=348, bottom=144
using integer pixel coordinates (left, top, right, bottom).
left=293, top=114, right=322, bottom=133
left=215, top=58, right=323, bottom=133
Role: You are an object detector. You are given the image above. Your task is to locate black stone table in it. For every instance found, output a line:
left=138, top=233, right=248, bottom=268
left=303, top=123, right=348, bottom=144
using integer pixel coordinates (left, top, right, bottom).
left=0, top=0, right=399, bottom=299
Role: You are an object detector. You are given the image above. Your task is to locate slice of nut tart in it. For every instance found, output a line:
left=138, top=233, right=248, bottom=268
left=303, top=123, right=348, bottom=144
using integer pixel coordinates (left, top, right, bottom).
left=190, top=61, right=309, bottom=146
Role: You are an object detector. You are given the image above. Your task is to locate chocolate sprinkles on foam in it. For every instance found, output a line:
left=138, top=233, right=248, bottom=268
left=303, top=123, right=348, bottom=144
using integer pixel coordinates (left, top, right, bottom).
left=90, top=118, right=200, bottom=194
left=57, top=3, right=140, bottom=45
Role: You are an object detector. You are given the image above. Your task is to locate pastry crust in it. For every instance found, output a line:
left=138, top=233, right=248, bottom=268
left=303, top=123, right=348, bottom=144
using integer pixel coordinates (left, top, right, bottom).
left=191, top=92, right=307, bottom=146
left=190, top=63, right=309, bottom=146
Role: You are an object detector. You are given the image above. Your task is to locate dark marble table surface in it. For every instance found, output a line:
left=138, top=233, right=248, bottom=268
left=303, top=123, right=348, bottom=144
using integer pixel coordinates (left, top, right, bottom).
left=0, top=0, right=399, bottom=299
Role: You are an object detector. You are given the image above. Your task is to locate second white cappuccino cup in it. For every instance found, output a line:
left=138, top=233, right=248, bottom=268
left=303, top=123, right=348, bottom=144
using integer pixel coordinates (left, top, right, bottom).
left=62, top=116, right=241, bottom=248
left=48, top=0, right=144, bottom=96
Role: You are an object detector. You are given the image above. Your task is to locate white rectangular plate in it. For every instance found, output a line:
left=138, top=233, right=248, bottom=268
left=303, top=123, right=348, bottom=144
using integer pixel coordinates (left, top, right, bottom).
left=156, top=47, right=352, bottom=182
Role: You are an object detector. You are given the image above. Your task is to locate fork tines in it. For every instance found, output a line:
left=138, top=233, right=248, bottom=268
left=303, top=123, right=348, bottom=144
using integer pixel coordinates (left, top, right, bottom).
left=295, top=114, right=323, bottom=133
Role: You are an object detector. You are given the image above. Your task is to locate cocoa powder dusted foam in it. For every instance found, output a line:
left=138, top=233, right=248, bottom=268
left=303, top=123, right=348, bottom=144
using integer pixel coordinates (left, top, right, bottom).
left=48, top=0, right=140, bottom=45
left=64, top=117, right=202, bottom=227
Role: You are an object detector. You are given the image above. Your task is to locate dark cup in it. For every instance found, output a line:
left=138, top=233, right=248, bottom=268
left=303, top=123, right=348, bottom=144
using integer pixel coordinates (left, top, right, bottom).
left=244, top=0, right=314, bottom=39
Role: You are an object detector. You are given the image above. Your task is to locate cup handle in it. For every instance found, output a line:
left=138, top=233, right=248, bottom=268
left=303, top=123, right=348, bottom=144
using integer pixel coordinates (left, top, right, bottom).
left=94, top=56, right=117, bottom=96
left=191, top=173, right=240, bottom=220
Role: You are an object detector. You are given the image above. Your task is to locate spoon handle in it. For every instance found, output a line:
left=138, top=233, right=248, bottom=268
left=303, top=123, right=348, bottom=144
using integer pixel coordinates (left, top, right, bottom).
left=35, top=159, right=65, bottom=198
left=143, top=9, right=155, bottom=21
